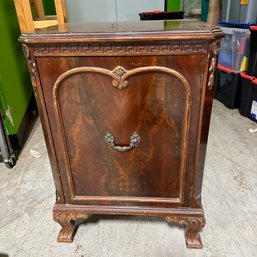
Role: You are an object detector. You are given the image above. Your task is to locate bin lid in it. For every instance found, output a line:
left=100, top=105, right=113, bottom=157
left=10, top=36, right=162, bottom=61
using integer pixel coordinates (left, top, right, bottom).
left=219, top=22, right=255, bottom=29
left=219, top=26, right=250, bottom=34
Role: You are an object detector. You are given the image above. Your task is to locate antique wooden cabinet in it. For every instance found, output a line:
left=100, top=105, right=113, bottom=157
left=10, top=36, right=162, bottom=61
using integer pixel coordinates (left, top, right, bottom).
left=20, top=20, right=223, bottom=249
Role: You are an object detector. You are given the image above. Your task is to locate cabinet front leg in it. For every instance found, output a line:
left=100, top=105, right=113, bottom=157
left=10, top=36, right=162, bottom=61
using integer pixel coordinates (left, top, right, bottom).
left=184, top=217, right=205, bottom=249
left=166, top=215, right=206, bottom=249
left=53, top=211, right=89, bottom=243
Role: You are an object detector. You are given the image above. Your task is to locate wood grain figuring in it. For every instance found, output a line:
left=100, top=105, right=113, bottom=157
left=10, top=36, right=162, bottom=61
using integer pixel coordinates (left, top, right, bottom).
left=36, top=55, right=205, bottom=207
left=33, top=19, right=58, bottom=29
left=20, top=0, right=34, bottom=31
left=32, top=0, right=45, bottom=18
left=22, top=42, right=66, bottom=204
left=54, top=64, right=191, bottom=203
left=21, top=20, right=224, bottom=248
left=54, top=0, right=66, bottom=24
left=14, top=0, right=33, bottom=33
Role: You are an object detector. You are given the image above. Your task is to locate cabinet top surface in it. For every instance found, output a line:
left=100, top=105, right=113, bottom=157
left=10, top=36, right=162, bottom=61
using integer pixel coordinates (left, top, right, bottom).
left=20, top=20, right=224, bottom=43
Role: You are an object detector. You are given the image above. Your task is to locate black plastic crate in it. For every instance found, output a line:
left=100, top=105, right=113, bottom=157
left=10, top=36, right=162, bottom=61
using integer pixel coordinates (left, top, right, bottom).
left=215, top=65, right=242, bottom=109
left=240, top=72, right=257, bottom=121
left=247, top=26, right=257, bottom=77
left=139, top=11, right=184, bottom=20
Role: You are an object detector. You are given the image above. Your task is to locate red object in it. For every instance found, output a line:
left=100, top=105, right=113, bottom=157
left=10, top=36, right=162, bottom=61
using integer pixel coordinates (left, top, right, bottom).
left=240, top=72, right=256, bottom=80
left=252, top=79, right=257, bottom=85
left=141, top=11, right=179, bottom=15
left=218, top=65, right=233, bottom=74
left=250, top=26, right=257, bottom=31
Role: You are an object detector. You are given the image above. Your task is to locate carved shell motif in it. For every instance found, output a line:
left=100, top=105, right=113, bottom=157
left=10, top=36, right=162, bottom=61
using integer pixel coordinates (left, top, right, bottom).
left=111, top=66, right=128, bottom=90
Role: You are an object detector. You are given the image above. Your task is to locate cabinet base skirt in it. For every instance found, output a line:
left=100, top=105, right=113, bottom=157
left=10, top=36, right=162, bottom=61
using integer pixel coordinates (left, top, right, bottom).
left=53, top=204, right=206, bottom=249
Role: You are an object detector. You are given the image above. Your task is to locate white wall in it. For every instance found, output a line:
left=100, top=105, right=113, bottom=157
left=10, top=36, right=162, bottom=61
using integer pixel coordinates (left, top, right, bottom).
left=66, top=0, right=117, bottom=22
left=116, top=0, right=164, bottom=21
left=182, top=0, right=201, bottom=14
left=66, top=0, right=165, bottom=22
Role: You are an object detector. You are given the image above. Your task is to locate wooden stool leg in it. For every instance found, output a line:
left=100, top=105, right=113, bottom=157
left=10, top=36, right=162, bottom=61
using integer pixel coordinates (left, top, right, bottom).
left=14, top=0, right=34, bottom=33
left=55, top=0, right=66, bottom=23
left=14, top=0, right=67, bottom=33
left=32, top=0, right=45, bottom=18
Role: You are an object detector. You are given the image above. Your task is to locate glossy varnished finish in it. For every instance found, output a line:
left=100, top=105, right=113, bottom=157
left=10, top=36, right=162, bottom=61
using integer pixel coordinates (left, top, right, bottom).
left=20, top=20, right=224, bottom=249
left=20, top=20, right=223, bottom=42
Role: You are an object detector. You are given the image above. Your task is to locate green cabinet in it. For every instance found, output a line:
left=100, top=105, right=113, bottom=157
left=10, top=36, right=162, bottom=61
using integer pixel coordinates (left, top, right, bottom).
left=166, top=0, right=181, bottom=11
left=42, top=0, right=56, bottom=15
left=0, top=1, right=33, bottom=146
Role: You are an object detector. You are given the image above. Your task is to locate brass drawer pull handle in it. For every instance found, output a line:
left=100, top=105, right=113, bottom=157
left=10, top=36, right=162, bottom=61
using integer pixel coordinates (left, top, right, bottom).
left=104, top=132, right=140, bottom=152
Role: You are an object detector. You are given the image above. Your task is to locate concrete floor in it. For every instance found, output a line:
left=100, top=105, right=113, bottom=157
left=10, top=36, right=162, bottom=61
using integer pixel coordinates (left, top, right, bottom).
left=0, top=100, right=257, bottom=257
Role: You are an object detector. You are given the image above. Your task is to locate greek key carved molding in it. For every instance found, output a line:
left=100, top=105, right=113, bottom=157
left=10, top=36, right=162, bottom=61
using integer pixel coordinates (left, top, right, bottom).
left=32, top=41, right=207, bottom=56
left=207, top=40, right=221, bottom=91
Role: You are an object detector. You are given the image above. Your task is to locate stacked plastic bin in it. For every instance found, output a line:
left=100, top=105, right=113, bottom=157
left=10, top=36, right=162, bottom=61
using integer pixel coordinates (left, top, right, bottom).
left=240, top=26, right=257, bottom=121
left=216, top=27, right=250, bottom=109
left=221, top=0, right=257, bottom=24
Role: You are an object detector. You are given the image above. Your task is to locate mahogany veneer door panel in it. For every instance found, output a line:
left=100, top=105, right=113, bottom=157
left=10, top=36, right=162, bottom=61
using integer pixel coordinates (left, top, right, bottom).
left=36, top=55, right=205, bottom=207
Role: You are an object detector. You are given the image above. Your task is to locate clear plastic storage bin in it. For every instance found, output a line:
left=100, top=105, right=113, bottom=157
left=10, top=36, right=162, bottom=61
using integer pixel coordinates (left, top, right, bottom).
left=218, top=27, right=250, bottom=72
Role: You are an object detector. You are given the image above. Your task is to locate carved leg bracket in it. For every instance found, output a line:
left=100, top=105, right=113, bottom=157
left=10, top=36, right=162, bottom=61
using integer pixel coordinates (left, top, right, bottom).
left=53, top=211, right=89, bottom=243
left=166, top=215, right=206, bottom=249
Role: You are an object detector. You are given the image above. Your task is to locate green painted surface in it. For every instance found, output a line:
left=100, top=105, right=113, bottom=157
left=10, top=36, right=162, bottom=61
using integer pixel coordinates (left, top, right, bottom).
left=167, top=0, right=181, bottom=11
left=43, top=0, right=56, bottom=15
left=201, top=0, right=209, bottom=21
left=0, top=1, right=33, bottom=135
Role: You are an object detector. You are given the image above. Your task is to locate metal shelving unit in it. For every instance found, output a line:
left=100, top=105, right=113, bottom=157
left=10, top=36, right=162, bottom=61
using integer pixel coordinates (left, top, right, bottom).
left=0, top=108, right=16, bottom=169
